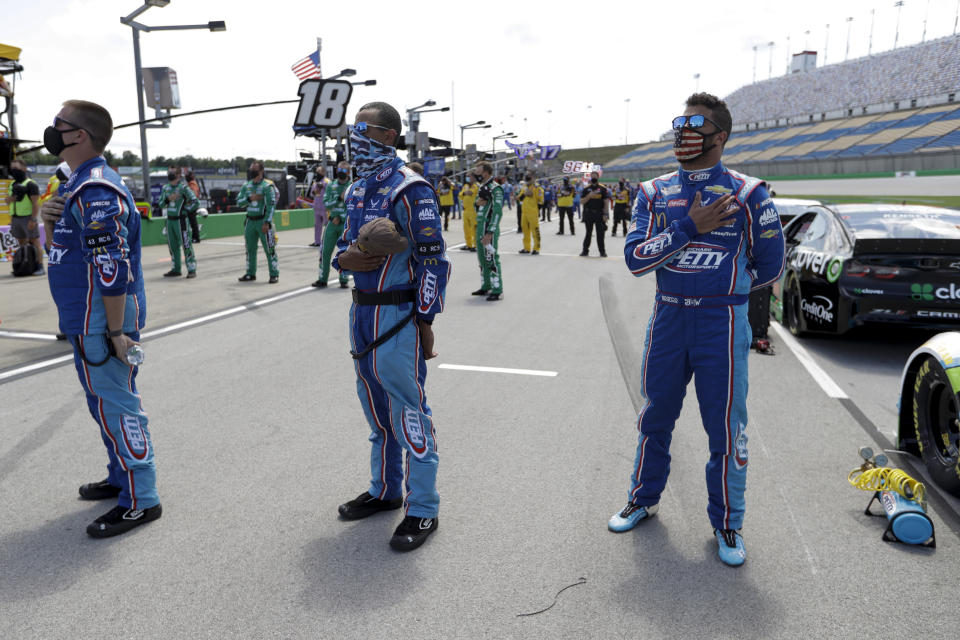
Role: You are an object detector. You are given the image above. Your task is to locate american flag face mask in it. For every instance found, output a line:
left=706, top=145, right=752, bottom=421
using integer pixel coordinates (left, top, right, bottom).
left=672, top=114, right=725, bottom=163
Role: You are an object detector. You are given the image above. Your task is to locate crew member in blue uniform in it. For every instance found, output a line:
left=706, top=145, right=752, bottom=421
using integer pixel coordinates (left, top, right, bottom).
left=333, top=101, right=450, bottom=552
left=41, top=100, right=160, bottom=538
left=609, top=93, right=785, bottom=566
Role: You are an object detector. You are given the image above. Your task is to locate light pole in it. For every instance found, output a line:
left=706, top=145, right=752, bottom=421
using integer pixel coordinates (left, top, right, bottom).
left=120, top=0, right=225, bottom=200
left=894, top=1, right=905, bottom=50
left=824, top=24, right=830, bottom=64
left=922, top=0, right=930, bottom=42
left=767, top=41, right=775, bottom=79
left=845, top=17, right=854, bottom=61
left=406, top=100, right=450, bottom=163
left=752, top=44, right=758, bottom=83
left=624, top=99, right=631, bottom=144
left=586, top=105, right=593, bottom=147
left=546, top=109, right=553, bottom=141
left=492, top=132, right=515, bottom=166
left=869, top=9, right=876, bottom=54
left=459, top=120, right=490, bottom=174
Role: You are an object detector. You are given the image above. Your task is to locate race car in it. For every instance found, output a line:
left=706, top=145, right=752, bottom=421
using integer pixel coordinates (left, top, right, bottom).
left=897, top=331, right=960, bottom=497
left=771, top=197, right=822, bottom=225
left=772, top=203, right=960, bottom=335
left=747, top=198, right=823, bottom=345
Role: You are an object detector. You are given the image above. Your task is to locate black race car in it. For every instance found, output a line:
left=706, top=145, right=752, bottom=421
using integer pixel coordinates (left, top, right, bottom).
left=772, top=204, right=960, bottom=335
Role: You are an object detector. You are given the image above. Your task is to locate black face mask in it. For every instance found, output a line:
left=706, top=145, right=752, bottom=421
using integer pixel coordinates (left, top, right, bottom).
left=248, top=169, right=260, bottom=180
left=10, top=168, right=26, bottom=182
left=43, top=125, right=79, bottom=157
left=591, top=178, right=598, bottom=184
left=167, top=172, right=178, bottom=182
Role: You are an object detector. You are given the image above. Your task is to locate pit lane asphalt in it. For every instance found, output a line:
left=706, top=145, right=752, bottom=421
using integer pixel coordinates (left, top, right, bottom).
left=1, top=219, right=957, bottom=639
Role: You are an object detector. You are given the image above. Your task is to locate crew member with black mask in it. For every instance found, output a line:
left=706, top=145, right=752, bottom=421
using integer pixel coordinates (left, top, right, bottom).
left=579, top=171, right=609, bottom=257
left=236, top=161, right=279, bottom=283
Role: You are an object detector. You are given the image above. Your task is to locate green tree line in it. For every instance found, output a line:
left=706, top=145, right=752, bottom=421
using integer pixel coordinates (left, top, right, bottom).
left=17, top=148, right=286, bottom=170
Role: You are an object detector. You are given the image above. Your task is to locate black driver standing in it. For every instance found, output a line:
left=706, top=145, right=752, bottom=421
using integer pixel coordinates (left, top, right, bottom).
left=579, top=171, right=610, bottom=257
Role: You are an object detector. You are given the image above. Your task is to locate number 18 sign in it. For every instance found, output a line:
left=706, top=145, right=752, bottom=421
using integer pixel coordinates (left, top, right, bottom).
left=293, top=79, right=354, bottom=130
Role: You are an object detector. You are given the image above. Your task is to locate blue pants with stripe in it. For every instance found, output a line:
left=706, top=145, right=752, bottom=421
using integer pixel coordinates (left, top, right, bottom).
left=70, top=333, right=158, bottom=510
left=350, top=302, right=439, bottom=518
left=628, top=300, right=750, bottom=530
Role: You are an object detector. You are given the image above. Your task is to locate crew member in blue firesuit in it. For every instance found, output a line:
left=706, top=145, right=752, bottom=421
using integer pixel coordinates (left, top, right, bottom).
left=40, top=99, right=160, bottom=538
left=333, top=101, right=450, bottom=552
left=609, top=93, right=785, bottom=567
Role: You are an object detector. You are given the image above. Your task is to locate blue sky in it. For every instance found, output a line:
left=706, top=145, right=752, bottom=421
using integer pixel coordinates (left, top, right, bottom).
left=6, top=0, right=958, bottom=162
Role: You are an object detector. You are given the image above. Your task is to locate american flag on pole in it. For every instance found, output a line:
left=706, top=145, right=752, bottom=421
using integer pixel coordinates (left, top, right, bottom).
left=291, top=51, right=321, bottom=81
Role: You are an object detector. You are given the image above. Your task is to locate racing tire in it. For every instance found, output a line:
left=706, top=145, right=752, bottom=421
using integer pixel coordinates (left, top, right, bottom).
left=912, top=357, right=960, bottom=497
left=784, top=278, right=806, bottom=337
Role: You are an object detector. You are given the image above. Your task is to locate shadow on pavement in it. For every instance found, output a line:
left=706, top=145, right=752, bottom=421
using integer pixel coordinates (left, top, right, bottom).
left=613, top=518, right=781, bottom=638
left=298, top=515, right=423, bottom=612
left=0, top=504, right=119, bottom=602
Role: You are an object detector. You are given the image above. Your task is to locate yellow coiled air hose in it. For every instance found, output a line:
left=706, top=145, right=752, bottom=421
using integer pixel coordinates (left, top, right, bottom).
left=847, top=466, right=926, bottom=505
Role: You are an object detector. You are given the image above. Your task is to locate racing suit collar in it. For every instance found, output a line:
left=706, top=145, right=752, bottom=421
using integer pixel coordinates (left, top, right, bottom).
left=678, top=162, right=724, bottom=186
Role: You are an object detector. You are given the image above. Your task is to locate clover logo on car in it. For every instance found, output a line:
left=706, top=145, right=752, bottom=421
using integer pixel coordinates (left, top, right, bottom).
left=910, top=283, right=934, bottom=301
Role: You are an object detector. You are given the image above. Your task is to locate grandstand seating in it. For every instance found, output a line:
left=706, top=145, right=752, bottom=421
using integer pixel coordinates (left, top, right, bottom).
left=605, top=103, right=960, bottom=173
left=724, top=36, right=960, bottom=125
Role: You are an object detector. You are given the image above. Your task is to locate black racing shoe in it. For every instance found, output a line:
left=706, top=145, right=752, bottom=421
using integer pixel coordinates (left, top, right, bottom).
left=163, top=270, right=182, bottom=277
left=518, top=249, right=530, bottom=254
left=86, top=504, right=162, bottom=538
left=339, top=281, right=349, bottom=289
left=312, top=280, right=327, bottom=288
left=78, top=479, right=121, bottom=501
left=459, top=246, right=472, bottom=251
left=471, top=288, right=488, bottom=296
left=186, top=272, right=197, bottom=279
left=389, top=515, right=438, bottom=552
left=238, top=274, right=256, bottom=282
left=600, top=252, right=608, bottom=257
left=269, top=276, right=279, bottom=284
left=579, top=251, right=589, bottom=257
left=531, top=250, right=539, bottom=255
left=486, top=293, right=502, bottom=301
left=338, top=492, right=403, bottom=520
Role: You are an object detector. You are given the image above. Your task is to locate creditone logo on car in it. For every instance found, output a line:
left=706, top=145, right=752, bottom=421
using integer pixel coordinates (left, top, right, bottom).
left=801, top=295, right=835, bottom=323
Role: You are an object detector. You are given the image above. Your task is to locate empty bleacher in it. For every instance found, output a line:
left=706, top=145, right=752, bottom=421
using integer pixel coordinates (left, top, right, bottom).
left=604, top=102, right=960, bottom=176
left=601, top=35, right=960, bottom=177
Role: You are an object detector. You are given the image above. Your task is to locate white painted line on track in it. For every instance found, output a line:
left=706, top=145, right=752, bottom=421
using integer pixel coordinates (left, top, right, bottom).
left=140, top=305, right=248, bottom=339
left=770, top=321, right=848, bottom=399
left=0, top=355, right=74, bottom=381
left=438, top=363, right=557, bottom=377
left=0, top=330, right=59, bottom=341
left=0, top=278, right=341, bottom=383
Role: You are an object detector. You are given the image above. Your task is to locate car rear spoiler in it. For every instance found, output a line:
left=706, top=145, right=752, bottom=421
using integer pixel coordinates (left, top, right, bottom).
left=853, top=238, right=960, bottom=256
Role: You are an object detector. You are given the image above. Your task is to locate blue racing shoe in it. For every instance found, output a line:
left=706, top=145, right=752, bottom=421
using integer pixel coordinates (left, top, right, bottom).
left=714, top=529, right=746, bottom=566
left=607, top=502, right=658, bottom=532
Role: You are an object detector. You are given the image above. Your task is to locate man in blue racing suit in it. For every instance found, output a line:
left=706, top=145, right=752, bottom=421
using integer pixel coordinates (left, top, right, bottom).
left=41, top=100, right=160, bottom=538
left=608, top=93, right=784, bottom=566
left=333, top=101, right=450, bottom=552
